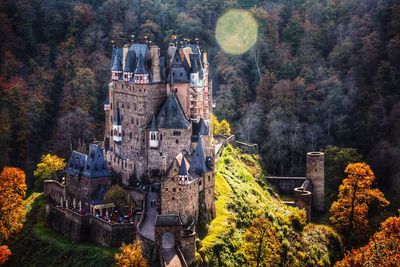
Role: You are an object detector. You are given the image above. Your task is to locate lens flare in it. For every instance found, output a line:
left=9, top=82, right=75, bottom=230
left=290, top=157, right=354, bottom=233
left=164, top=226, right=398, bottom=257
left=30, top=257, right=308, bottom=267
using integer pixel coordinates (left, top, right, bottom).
left=215, top=9, right=258, bottom=55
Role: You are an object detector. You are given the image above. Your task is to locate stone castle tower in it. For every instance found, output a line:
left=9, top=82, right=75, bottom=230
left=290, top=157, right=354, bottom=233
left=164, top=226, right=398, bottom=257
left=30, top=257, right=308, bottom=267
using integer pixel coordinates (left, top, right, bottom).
left=104, top=41, right=215, bottom=261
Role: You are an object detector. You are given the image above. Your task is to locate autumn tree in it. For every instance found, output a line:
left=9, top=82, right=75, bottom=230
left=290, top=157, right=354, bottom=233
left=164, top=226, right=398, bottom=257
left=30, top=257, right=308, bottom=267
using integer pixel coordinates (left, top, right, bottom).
left=335, top=214, right=400, bottom=266
left=104, top=185, right=129, bottom=210
left=242, top=217, right=281, bottom=267
left=330, top=163, right=389, bottom=244
left=0, top=245, right=11, bottom=265
left=0, top=167, right=27, bottom=242
left=114, top=240, right=148, bottom=267
left=211, top=114, right=232, bottom=136
left=34, top=154, right=66, bottom=189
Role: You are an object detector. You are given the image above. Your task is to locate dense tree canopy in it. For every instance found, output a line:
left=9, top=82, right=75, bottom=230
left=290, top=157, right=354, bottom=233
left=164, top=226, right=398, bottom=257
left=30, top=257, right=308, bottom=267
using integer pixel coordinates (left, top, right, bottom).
left=0, top=0, right=399, bottom=195
left=33, top=154, right=66, bottom=189
left=0, top=167, right=27, bottom=242
left=330, top=163, right=389, bottom=245
left=114, top=241, right=148, bottom=267
left=335, top=214, right=400, bottom=266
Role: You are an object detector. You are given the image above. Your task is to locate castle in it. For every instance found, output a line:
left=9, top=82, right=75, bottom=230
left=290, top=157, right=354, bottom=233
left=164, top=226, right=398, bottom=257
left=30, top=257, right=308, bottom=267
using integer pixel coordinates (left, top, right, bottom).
left=44, top=39, right=215, bottom=266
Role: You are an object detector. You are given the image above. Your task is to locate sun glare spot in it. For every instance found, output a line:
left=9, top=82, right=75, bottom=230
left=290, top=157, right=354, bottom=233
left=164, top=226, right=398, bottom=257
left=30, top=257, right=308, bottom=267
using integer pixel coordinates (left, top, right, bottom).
left=215, top=9, right=258, bottom=55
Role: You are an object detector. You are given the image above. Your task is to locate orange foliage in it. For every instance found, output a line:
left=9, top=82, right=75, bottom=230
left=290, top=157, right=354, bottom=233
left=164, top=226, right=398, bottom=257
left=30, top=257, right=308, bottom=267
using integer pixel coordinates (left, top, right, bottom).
left=0, top=167, right=27, bottom=242
left=0, top=245, right=11, bottom=264
left=335, top=215, right=400, bottom=266
left=114, top=241, right=148, bottom=267
left=330, top=163, right=389, bottom=242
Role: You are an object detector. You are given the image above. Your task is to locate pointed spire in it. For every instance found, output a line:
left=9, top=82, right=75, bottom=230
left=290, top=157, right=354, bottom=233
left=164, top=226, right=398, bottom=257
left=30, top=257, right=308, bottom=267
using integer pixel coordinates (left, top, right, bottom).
left=111, top=50, right=122, bottom=71
left=114, top=106, right=121, bottom=125
left=134, top=51, right=148, bottom=74
left=190, top=54, right=199, bottom=74
left=179, top=157, right=188, bottom=177
left=124, top=50, right=135, bottom=72
left=199, top=118, right=209, bottom=135
left=150, top=115, right=157, bottom=131
left=190, top=135, right=208, bottom=174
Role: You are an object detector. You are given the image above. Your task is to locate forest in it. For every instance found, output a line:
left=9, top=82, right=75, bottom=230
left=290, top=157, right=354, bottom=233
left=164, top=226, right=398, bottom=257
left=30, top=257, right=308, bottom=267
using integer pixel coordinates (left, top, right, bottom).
left=1, top=0, right=400, bottom=193
left=1, top=0, right=400, bottom=265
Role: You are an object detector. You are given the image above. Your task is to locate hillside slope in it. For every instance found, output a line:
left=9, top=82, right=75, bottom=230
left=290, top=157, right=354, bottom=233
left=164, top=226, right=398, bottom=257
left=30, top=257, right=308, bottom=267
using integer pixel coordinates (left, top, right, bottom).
left=5, top=194, right=116, bottom=267
left=199, top=145, right=343, bottom=266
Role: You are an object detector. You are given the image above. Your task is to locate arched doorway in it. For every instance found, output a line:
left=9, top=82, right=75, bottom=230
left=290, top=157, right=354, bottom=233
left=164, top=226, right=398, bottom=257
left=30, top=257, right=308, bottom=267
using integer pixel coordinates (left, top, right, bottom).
left=161, top=232, right=175, bottom=249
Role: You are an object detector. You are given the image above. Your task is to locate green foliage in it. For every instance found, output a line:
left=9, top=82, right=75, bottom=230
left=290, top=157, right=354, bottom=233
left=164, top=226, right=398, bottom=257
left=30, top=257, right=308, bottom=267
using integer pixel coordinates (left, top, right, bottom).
left=103, top=185, right=129, bottom=210
left=323, top=146, right=363, bottom=207
left=5, top=193, right=116, bottom=267
left=200, top=145, right=343, bottom=266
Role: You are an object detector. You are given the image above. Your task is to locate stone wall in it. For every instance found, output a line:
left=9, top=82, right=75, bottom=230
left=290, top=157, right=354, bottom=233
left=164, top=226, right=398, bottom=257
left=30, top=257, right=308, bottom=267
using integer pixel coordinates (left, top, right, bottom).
left=65, top=175, right=111, bottom=206
left=202, top=172, right=215, bottom=219
left=180, top=232, right=196, bottom=265
left=47, top=208, right=90, bottom=242
left=43, top=180, right=65, bottom=203
left=265, top=177, right=306, bottom=194
left=47, top=206, right=136, bottom=247
left=161, top=160, right=199, bottom=224
left=89, top=217, right=136, bottom=247
left=306, top=152, right=325, bottom=212
left=148, top=127, right=192, bottom=174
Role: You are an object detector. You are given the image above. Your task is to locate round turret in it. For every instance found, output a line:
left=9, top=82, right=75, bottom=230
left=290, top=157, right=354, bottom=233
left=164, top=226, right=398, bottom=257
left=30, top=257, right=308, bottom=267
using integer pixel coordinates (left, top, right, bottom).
left=306, top=152, right=324, bottom=212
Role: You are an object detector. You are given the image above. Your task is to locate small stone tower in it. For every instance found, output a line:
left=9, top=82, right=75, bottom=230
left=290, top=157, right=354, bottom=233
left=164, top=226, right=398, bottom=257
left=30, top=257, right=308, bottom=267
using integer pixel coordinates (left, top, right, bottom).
left=306, top=152, right=324, bottom=212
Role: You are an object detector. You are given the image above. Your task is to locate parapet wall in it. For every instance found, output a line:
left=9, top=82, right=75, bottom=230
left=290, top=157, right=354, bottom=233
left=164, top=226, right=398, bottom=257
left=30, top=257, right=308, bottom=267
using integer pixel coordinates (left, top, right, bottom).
left=47, top=206, right=136, bottom=247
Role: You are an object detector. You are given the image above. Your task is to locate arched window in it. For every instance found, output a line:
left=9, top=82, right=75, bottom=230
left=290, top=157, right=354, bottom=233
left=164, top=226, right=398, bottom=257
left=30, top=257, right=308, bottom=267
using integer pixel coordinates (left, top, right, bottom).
left=151, top=132, right=156, bottom=140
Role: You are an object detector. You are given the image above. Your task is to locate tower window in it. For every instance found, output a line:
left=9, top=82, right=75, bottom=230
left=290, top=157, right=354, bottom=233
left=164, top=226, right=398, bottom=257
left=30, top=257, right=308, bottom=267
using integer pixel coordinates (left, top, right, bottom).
left=130, top=132, right=132, bottom=139
left=176, top=139, right=179, bottom=144
left=173, top=188, right=176, bottom=192
left=151, top=132, right=157, bottom=140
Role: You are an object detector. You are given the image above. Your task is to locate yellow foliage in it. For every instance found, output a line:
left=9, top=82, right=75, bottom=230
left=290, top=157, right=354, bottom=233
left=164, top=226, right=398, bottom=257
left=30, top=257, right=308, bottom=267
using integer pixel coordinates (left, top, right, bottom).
left=242, top=217, right=281, bottom=266
left=34, top=154, right=66, bottom=186
left=210, top=114, right=231, bottom=136
left=114, top=241, right=148, bottom=267
left=0, top=167, right=27, bottom=242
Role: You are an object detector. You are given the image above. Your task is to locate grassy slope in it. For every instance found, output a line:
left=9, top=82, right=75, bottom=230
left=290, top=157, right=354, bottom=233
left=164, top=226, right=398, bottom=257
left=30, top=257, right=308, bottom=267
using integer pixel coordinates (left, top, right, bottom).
left=5, top=193, right=116, bottom=267
left=199, top=145, right=343, bottom=266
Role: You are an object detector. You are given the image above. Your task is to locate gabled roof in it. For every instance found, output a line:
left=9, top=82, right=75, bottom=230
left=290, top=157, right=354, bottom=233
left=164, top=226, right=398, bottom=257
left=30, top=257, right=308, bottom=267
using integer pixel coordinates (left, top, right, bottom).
left=64, top=144, right=111, bottom=178
left=190, top=135, right=210, bottom=174
left=113, top=106, right=121, bottom=125
left=167, top=51, right=190, bottom=83
left=154, top=94, right=190, bottom=129
left=155, top=214, right=183, bottom=226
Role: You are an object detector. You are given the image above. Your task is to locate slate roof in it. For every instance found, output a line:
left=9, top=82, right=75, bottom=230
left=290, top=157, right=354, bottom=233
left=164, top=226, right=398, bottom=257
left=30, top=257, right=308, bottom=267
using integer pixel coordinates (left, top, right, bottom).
left=134, top=53, right=149, bottom=74
left=189, top=135, right=210, bottom=174
left=149, top=115, right=157, bottom=131
left=90, top=184, right=108, bottom=205
left=111, top=48, right=122, bottom=71
left=124, top=50, right=136, bottom=73
left=113, top=106, right=121, bottom=125
left=190, top=54, right=199, bottom=73
left=178, top=157, right=189, bottom=176
left=64, top=144, right=111, bottom=178
left=191, top=119, right=209, bottom=142
left=155, top=214, right=183, bottom=226
left=153, top=94, right=190, bottom=129
left=167, top=51, right=190, bottom=83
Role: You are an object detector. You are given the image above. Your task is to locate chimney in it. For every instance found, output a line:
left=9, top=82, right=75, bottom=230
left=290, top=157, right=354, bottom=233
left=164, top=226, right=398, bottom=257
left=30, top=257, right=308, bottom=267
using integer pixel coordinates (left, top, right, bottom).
left=150, top=45, right=161, bottom=83
left=122, top=44, right=129, bottom=70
